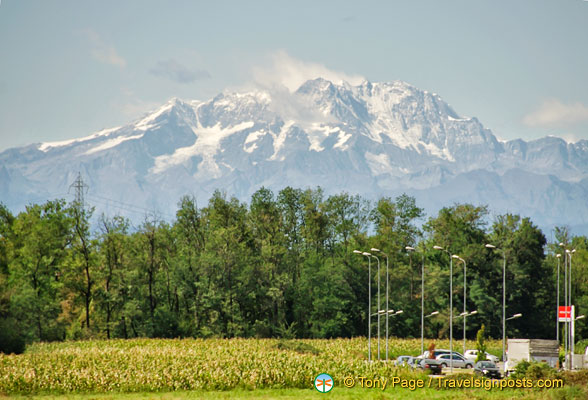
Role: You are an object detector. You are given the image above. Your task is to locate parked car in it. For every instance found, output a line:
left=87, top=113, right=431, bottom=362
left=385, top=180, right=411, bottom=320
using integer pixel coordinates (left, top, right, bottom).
left=407, top=357, right=421, bottom=369
left=474, top=361, right=502, bottom=379
left=464, top=349, right=499, bottom=363
left=422, top=349, right=465, bottom=359
left=417, top=358, right=443, bottom=374
left=394, top=355, right=412, bottom=366
left=436, top=353, right=474, bottom=369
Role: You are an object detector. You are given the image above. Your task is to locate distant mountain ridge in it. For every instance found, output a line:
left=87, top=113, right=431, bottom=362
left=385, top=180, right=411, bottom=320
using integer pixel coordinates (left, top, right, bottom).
left=1, top=78, right=587, bottom=233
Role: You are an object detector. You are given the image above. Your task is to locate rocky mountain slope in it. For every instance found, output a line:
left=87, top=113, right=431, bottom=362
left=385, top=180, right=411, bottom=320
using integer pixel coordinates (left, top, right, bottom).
left=1, top=78, right=587, bottom=233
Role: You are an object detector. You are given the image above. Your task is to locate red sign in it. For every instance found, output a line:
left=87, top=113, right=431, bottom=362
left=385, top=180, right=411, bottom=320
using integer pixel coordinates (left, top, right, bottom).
left=559, top=306, right=571, bottom=320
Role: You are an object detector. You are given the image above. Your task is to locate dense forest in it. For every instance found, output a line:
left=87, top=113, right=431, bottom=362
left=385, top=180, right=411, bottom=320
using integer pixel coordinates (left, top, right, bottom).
left=1, top=187, right=587, bottom=354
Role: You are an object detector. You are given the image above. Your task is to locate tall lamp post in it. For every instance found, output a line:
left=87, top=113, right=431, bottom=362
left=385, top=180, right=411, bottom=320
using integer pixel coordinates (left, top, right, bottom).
left=560, top=243, right=569, bottom=366
left=556, top=253, right=561, bottom=344
left=370, top=252, right=381, bottom=361
left=452, top=255, right=468, bottom=355
left=433, top=245, right=454, bottom=374
left=567, top=248, right=576, bottom=368
left=406, top=246, right=426, bottom=356
left=371, top=248, right=390, bottom=361
left=354, top=250, right=372, bottom=362
left=485, top=243, right=507, bottom=366
left=559, top=243, right=576, bottom=369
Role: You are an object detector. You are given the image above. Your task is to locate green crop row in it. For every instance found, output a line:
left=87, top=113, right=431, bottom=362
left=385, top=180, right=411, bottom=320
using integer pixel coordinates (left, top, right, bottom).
left=0, top=338, right=501, bottom=394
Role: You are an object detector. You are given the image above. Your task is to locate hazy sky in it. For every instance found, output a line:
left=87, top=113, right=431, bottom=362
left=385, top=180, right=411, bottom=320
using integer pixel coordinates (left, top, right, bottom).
left=1, top=0, right=588, bottom=151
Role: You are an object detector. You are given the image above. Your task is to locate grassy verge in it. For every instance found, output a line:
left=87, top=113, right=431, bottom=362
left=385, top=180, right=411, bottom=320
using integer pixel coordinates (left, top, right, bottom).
left=4, top=386, right=588, bottom=400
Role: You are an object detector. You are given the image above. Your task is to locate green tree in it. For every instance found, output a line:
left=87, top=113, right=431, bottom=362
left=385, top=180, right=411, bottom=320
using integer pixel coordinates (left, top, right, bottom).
left=201, top=191, right=251, bottom=337
left=369, top=194, right=424, bottom=338
left=8, top=200, right=72, bottom=341
left=173, top=196, right=207, bottom=336
left=0, top=203, right=25, bottom=353
left=64, top=203, right=97, bottom=333
left=244, top=187, right=288, bottom=337
left=423, top=204, right=489, bottom=339
left=488, top=214, right=551, bottom=338
left=95, top=215, right=130, bottom=338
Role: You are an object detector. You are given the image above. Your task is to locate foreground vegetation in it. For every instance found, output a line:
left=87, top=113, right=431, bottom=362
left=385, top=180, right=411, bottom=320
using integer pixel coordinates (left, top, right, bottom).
left=0, top=337, right=498, bottom=394
left=1, top=338, right=587, bottom=399
left=5, top=386, right=588, bottom=400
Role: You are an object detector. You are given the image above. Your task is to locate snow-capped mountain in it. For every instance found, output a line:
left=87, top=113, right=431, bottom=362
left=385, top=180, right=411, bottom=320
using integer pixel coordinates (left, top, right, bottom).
left=1, top=78, right=588, bottom=233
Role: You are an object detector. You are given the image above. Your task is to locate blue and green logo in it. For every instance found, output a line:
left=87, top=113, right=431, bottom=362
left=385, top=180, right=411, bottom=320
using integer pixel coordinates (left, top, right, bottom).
left=314, top=373, right=334, bottom=393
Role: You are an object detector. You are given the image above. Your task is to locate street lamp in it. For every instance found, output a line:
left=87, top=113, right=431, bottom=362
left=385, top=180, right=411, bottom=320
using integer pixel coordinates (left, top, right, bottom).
left=354, top=249, right=373, bottom=362
left=434, top=245, right=455, bottom=374
left=406, top=245, right=426, bottom=356
left=567, top=248, right=576, bottom=366
left=556, top=253, right=561, bottom=344
left=371, top=248, right=390, bottom=361
left=457, top=310, right=478, bottom=353
left=506, top=313, right=522, bottom=321
left=559, top=243, right=577, bottom=369
left=459, top=310, right=478, bottom=317
left=375, top=309, right=395, bottom=315
left=559, top=243, right=566, bottom=355
left=369, top=250, right=381, bottom=361
left=452, top=255, right=468, bottom=355
left=485, top=243, right=507, bottom=365
left=504, top=313, right=522, bottom=362
left=376, top=309, right=403, bottom=316
left=422, top=311, right=439, bottom=357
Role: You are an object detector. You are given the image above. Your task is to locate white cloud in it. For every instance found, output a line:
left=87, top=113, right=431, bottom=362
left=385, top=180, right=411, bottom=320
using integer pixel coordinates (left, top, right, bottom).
left=523, top=99, right=588, bottom=128
left=84, top=29, right=126, bottom=68
left=252, top=50, right=365, bottom=92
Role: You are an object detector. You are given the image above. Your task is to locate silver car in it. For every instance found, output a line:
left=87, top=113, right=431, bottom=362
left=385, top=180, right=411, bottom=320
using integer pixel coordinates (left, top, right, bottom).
left=394, top=355, right=412, bottom=366
left=436, top=353, right=474, bottom=369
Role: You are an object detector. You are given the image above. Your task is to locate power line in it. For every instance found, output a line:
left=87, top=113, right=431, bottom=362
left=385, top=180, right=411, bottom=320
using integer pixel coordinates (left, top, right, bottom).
left=89, top=193, right=163, bottom=214
left=85, top=194, right=175, bottom=220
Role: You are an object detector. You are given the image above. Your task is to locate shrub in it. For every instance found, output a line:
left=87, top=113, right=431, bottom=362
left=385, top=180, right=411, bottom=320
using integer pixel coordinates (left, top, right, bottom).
left=509, top=360, right=530, bottom=379
left=0, top=317, right=25, bottom=354
left=475, top=324, right=487, bottom=362
left=525, top=361, right=558, bottom=380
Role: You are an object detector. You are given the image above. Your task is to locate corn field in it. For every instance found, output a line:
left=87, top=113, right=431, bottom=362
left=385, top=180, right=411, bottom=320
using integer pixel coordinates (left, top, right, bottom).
left=0, top=337, right=501, bottom=394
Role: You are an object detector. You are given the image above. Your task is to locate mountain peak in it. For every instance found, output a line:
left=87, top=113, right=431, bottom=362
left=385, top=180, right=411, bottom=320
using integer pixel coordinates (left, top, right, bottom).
left=2, top=78, right=588, bottom=234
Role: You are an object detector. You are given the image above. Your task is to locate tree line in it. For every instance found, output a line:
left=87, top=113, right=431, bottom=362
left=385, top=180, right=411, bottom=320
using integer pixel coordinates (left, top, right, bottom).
left=0, top=187, right=587, bottom=353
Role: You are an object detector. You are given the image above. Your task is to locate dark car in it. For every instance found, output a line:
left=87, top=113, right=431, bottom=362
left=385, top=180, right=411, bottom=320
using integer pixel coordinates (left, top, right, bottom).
left=418, top=358, right=443, bottom=375
left=474, top=361, right=502, bottom=379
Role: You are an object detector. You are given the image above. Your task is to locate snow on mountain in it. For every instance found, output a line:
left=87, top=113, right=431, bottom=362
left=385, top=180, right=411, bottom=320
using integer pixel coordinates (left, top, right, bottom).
left=1, top=78, right=587, bottom=233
